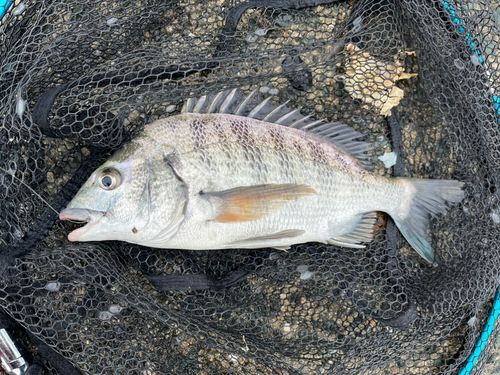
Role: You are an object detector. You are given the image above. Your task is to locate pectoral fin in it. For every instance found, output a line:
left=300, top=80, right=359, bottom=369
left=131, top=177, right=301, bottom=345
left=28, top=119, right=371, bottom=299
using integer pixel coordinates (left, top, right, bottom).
left=229, top=229, right=305, bottom=248
left=202, top=184, right=317, bottom=223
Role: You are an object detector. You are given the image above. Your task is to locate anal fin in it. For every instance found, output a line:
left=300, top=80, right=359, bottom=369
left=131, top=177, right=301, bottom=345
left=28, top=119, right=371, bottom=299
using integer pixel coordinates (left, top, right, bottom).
left=328, top=211, right=376, bottom=248
left=229, top=229, right=305, bottom=248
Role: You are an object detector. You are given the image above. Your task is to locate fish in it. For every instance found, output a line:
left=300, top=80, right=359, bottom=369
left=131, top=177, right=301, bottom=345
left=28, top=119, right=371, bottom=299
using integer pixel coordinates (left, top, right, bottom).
left=59, top=89, right=465, bottom=264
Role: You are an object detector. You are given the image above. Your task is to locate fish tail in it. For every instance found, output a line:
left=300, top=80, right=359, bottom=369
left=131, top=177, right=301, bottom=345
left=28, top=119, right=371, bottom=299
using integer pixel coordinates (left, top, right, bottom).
left=391, top=178, right=465, bottom=264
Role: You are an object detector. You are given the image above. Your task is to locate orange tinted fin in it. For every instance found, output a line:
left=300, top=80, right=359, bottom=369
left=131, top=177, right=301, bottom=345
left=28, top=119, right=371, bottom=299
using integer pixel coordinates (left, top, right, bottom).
left=202, top=184, right=317, bottom=223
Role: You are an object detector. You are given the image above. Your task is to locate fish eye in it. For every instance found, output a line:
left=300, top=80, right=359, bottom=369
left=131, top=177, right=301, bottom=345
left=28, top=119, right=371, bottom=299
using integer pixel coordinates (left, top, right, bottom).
left=98, top=168, right=121, bottom=190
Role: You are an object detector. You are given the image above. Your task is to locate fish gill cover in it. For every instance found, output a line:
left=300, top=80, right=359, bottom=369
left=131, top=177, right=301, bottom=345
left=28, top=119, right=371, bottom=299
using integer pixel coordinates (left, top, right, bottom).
left=0, top=0, right=498, bottom=374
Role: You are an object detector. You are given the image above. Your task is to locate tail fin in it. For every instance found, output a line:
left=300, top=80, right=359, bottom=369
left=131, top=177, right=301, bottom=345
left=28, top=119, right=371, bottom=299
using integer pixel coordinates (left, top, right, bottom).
left=392, top=178, right=465, bottom=264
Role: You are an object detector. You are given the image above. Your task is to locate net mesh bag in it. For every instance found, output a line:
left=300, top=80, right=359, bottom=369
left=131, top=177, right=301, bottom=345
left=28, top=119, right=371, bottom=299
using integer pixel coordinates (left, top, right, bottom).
left=0, top=0, right=499, bottom=374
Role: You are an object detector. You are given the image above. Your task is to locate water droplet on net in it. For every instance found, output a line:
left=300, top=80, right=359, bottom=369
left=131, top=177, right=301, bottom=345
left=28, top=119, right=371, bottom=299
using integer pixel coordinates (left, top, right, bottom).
left=12, top=2, right=26, bottom=16
left=454, top=58, right=465, bottom=70
left=297, top=265, right=314, bottom=280
left=352, top=16, right=363, bottom=32
left=99, top=311, right=113, bottom=321
left=13, top=227, right=23, bottom=239
left=15, top=90, right=26, bottom=119
left=245, top=34, right=258, bottom=43
left=45, top=282, right=61, bottom=292
left=254, top=28, right=270, bottom=37
left=108, top=304, right=123, bottom=314
left=468, top=316, right=477, bottom=327
left=7, top=160, right=17, bottom=175
left=3, top=63, right=15, bottom=72
left=470, top=54, right=481, bottom=66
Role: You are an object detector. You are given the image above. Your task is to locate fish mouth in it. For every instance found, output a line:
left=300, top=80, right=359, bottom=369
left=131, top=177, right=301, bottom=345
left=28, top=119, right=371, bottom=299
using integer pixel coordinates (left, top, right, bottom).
left=59, top=208, right=105, bottom=241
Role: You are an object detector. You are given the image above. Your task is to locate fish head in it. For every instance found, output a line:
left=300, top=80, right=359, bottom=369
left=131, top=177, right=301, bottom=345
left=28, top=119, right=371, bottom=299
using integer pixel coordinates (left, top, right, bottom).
left=60, top=140, right=185, bottom=243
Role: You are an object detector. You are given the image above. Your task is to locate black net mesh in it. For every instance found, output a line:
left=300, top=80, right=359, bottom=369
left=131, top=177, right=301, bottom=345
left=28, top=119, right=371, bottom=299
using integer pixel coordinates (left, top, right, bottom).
left=0, top=0, right=499, bottom=374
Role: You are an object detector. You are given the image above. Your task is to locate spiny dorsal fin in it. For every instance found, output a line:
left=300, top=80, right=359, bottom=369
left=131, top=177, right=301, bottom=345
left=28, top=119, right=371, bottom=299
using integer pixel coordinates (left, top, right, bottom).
left=302, top=122, right=372, bottom=169
left=181, top=89, right=372, bottom=169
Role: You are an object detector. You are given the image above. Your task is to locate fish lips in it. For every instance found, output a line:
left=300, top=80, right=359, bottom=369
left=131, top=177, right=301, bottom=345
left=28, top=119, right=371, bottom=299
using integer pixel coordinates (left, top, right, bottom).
left=59, top=208, right=105, bottom=241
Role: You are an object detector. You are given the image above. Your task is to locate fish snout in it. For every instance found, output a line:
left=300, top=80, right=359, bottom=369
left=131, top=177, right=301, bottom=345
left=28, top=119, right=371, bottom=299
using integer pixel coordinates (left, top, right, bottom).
left=60, top=208, right=98, bottom=222
left=59, top=208, right=105, bottom=242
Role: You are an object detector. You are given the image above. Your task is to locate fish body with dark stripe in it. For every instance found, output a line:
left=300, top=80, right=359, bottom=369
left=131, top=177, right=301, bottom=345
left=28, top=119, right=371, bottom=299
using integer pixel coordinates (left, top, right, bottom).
left=60, top=90, right=464, bottom=264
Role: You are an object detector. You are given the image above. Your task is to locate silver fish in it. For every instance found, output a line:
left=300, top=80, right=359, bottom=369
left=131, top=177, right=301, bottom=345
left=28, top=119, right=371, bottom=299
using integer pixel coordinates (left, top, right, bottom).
left=60, top=89, right=465, bottom=263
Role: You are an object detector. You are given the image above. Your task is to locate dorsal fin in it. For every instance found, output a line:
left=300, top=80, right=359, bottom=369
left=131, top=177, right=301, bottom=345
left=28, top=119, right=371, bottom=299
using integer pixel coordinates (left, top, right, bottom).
left=301, top=122, right=372, bottom=169
left=181, top=89, right=372, bottom=169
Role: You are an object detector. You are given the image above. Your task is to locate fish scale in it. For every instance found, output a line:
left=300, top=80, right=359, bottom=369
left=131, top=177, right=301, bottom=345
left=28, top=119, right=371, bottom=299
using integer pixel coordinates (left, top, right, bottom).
left=165, top=140, right=376, bottom=250
left=60, top=89, right=465, bottom=264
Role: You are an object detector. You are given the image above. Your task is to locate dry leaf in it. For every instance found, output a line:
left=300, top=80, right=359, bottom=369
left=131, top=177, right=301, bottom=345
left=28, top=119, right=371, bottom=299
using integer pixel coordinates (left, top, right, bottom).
left=342, top=44, right=417, bottom=116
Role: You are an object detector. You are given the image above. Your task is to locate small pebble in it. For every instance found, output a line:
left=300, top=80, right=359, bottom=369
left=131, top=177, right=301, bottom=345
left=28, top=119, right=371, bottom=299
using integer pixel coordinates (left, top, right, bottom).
left=259, top=86, right=270, bottom=94
left=268, top=88, right=279, bottom=95
left=274, top=14, right=296, bottom=27
left=166, top=104, right=176, bottom=113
